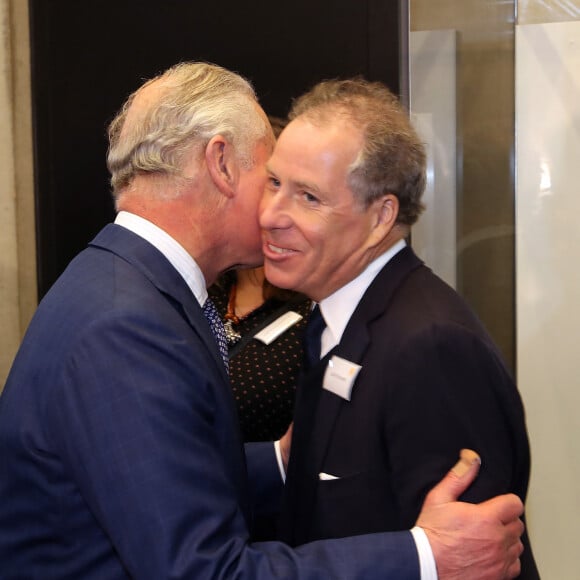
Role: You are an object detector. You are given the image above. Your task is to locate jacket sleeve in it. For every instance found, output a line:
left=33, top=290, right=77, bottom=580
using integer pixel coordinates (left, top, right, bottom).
left=384, top=322, right=530, bottom=527
left=49, top=308, right=420, bottom=579
left=245, top=441, right=285, bottom=517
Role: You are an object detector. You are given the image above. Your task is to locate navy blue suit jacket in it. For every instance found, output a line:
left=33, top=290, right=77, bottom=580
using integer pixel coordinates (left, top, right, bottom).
left=0, top=224, right=418, bottom=579
left=279, top=247, right=539, bottom=578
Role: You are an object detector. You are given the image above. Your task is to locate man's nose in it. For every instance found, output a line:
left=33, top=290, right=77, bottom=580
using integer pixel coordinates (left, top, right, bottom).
left=260, top=191, right=289, bottom=229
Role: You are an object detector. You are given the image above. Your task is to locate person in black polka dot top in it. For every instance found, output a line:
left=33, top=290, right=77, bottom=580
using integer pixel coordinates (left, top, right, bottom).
left=209, top=267, right=311, bottom=442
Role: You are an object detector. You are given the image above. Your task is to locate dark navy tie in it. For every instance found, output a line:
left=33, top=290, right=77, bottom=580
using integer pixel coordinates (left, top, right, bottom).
left=303, top=304, right=326, bottom=368
left=202, top=298, right=229, bottom=372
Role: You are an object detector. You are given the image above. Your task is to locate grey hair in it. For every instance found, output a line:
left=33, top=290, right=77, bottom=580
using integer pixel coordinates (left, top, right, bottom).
left=289, top=78, right=426, bottom=226
left=107, top=61, right=271, bottom=197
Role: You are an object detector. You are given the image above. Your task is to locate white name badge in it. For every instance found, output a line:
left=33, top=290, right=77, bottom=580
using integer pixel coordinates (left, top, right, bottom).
left=322, top=356, right=362, bottom=401
left=254, top=311, right=303, bottom=345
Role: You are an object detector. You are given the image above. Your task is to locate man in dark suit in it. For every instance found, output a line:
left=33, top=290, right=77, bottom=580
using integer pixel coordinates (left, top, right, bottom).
left=261, top=78, right=539, bottom=578
left=0, top=63, right=524, bottom=579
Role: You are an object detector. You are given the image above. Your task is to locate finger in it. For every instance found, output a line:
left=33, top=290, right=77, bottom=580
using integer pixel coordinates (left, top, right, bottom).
left=504, top=517, right=525, bottom=541
left=477, top=494, right=524, bottom=524
left=505, top=539, right=524, bottom=579
left=506, top=558, right=522, bottom=580
left=423, top=449, right=481, bottom=506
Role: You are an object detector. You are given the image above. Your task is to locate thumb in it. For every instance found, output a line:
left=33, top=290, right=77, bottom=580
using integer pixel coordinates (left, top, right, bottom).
left=423, top=449, right=481, bottom=507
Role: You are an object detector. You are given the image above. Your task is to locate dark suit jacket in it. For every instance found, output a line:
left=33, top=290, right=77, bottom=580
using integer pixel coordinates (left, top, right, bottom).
left=0, top=224, right=419, bottom=579
left=279, top=246, right=539, bottom=579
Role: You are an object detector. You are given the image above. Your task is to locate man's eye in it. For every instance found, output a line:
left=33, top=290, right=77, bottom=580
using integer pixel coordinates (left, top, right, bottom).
left=303, top=192, right=319, bottom=203
left=268, top=177, right=281, bottom=188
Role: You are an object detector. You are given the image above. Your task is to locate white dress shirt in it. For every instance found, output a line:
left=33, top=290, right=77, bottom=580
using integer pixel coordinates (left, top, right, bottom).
left=318, top=239, right=406, bottom=357
left=115, top=211, right=207, bottom=307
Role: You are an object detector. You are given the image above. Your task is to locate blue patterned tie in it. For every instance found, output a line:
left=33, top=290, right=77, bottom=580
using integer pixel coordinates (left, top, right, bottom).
left=202, top=298, right=229, bottom=373
left=303, top=304, right=326, bottom=368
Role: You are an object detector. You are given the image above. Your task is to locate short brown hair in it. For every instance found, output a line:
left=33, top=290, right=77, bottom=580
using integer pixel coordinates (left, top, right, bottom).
left=290, top=78, right=426, bottom=226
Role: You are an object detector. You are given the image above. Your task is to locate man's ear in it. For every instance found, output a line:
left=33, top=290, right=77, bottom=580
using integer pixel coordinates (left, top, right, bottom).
left=205, top=135, right=239, bottom=198
left=367, top=194, right=399, bottom=247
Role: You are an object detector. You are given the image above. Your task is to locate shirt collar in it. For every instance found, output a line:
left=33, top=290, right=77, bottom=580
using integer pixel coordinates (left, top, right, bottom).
left=318, top=239, right=406, bottom=357
left=115, top=211, right=208, bottom=307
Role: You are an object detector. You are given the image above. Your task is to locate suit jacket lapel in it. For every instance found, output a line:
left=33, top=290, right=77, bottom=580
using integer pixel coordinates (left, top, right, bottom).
left=340, top=246, right=424, bottom=358
left=89, top=224, right=228, bottom=381
left=311, top=246, right=424, bottom=462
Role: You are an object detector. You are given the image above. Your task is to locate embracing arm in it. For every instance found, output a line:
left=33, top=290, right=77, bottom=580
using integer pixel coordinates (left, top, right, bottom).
left=50, top=311, right=421, bottom=579
left=245, top=422, right=292, bottom=516
left=50, top=307, right=523, bottom=579
left=243, top=438, right=523, bottom=580
left=417, top=450, right=524, bottom=580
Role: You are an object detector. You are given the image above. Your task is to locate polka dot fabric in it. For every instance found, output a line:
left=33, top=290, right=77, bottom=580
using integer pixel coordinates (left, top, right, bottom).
left=209, top=285, right=311, bottom=442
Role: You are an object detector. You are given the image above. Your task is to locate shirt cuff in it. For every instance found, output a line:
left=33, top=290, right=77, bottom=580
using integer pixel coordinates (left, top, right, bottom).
left=410, top=526, right=438, bottom=580
left=273, top=439, right=286, bottom=483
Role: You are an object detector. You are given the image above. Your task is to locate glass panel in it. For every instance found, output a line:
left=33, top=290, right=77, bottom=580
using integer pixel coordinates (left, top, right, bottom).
left=516, top=15, right=580, bottom=578
left=519, top=0, right=580, bottom=24
left=409, top=0, right=516, bottom=371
